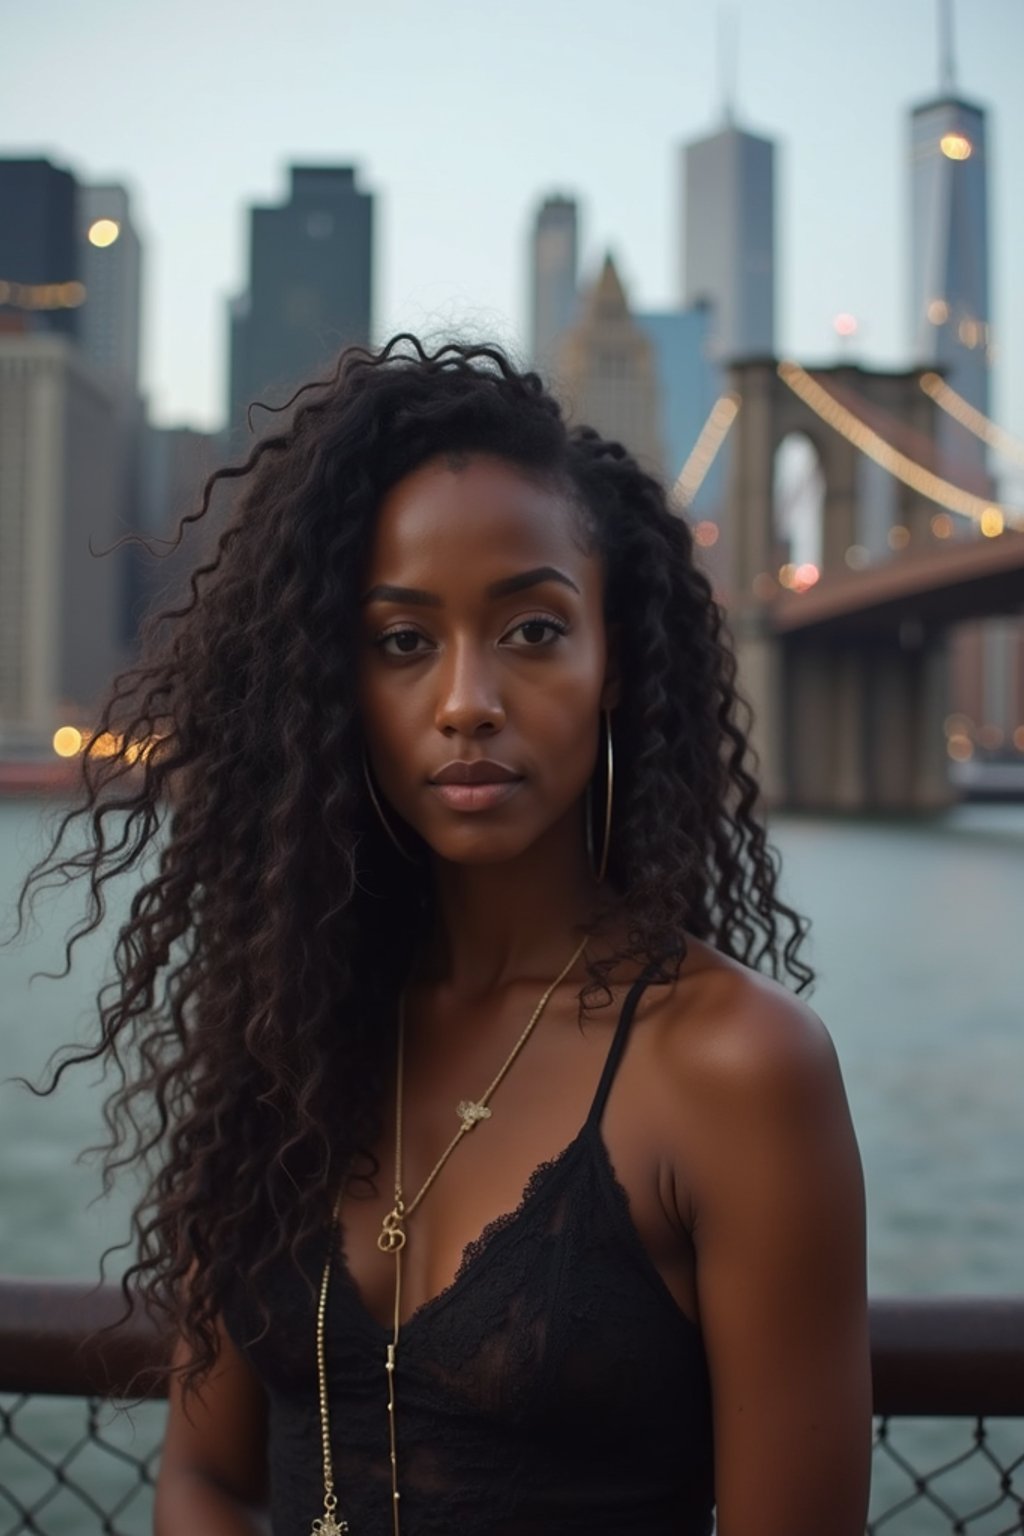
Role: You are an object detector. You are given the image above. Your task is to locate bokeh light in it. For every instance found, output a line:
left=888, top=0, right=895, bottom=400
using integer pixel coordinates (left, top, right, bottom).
left=939, top=132, right=972, bottom=161
left=88, top=218, right=120, bottom=248
left=52, top=726, right=83, bottom=757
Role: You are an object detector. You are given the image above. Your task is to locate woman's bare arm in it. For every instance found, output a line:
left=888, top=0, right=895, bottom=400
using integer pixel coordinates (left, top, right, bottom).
left=679, top=981, right=872, bottom=1536
left=154, top=1312, right=270, bottom=1535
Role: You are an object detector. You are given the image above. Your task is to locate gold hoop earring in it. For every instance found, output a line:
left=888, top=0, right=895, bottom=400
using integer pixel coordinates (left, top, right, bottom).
left=362, top=748, right=417, bottom=863
left=585, top=708, right=614, bottom=884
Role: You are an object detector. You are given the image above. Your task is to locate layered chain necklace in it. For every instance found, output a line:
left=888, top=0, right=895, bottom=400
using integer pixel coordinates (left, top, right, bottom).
left=311, top=934, right=589, bottom=1536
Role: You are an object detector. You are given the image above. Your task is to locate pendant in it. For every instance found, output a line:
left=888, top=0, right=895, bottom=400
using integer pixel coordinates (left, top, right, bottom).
left=457, top=1099, right=492, bottom=1131
left=311, top=1512, right=349, bottom=1534
left=378, top=1207, right=407, bottom=1252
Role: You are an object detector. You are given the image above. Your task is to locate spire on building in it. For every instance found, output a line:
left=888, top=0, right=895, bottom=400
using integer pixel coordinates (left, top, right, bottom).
left=554, top=252, right=664, bottom=475
left=938, top=0, right=956, bottom=96
left=718, top=3, right=738, bottom=128
left=589, top=252, right=628, bottom=320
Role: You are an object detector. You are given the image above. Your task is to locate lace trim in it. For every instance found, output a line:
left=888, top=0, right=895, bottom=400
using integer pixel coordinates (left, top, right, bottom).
left=451, top=1130, right=586, bottom=1284
left=335, top=1129, right=588, bottom=1333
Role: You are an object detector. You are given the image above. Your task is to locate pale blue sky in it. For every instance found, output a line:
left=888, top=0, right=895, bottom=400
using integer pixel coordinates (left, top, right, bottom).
left=3, top=0, right=1023, bottom=475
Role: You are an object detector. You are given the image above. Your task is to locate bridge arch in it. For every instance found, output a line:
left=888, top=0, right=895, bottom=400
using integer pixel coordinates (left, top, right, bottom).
left=712, top=358, right=950, bottom=813
left=773, top=429, right=826, bottom=571
left=716, top=359, right=936, bottom=604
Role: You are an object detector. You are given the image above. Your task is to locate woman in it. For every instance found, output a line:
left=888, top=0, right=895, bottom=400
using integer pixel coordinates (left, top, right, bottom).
left=18, top=336, right=871, bottom=1534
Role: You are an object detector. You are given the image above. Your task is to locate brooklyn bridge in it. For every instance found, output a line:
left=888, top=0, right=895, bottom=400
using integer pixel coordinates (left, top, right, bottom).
left=688, top=357, right=1024, bottom=812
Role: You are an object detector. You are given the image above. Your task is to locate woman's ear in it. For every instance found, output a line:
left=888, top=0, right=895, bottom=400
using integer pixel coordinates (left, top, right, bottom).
left=600, top=622, right=622, bottom=711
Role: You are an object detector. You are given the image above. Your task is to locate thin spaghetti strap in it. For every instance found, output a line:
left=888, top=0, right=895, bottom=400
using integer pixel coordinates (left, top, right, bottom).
left=585, top=962, right=661, bottom=1130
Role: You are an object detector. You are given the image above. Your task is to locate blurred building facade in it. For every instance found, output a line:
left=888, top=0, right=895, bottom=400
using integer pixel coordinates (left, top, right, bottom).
left=0, top=158, right=81, bottom=341
left=77, top=184, right=143, bottom=396
left=0, top=336, right=124, bottom=749
left=529, top=195, right=579, bottom=381
left=77, top=182, right=148, bottom=650
left=135, top=423, right=223, bottom=623
left=228, top=164, right=373, bottom=435
left=556, top=254, right=663, bottom=476
left=908, top=75, right=1021, bottom=750
left=909, top=96, right=990, bottom=488
left=666, top=116, right=778, bottom=533
left=637, top=304, right=719, bottom=503
left=680, top=124, right=775, bottom=363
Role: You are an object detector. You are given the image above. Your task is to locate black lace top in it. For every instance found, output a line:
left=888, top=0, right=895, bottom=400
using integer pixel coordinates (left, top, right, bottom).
left=222, top=971, right=715, bottom=1534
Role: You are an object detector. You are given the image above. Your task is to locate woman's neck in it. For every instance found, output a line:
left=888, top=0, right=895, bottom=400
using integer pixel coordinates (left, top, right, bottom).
left=416, top=807, right=607, bottom=997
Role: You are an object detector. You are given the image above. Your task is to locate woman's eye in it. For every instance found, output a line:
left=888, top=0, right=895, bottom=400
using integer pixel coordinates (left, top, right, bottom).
left=505, top=617, right=567, bottom=647
left=377, top=628, right=429, bottom=657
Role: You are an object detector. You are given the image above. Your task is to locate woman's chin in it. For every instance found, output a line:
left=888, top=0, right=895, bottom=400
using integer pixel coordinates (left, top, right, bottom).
left=423, top=825, right=542, bottom=869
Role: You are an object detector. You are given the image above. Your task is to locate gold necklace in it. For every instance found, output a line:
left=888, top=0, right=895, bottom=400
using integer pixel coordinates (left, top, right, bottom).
left=311, top=934, right=589, bottom=1536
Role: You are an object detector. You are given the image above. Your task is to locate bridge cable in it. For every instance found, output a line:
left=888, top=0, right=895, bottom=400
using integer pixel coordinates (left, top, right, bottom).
left=777, top=361, right=1024, bottom=532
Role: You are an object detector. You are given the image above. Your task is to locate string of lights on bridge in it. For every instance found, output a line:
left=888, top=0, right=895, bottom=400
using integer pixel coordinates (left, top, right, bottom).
left=674, top=364, right=1022, bottom=589
left=776, top=361, right=1023, bottom=534
left=919, top=372, right=1024, bottom=466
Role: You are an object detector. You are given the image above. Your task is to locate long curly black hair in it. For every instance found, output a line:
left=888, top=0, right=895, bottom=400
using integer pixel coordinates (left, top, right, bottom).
left=9, top=334, right=813, bottom=1392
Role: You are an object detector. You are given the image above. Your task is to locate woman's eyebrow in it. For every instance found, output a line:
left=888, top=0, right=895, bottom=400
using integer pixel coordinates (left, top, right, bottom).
left=360, top=566, right=581, bottom=607
left=487, top=566, right=580, bottom=599
left=360, top=582, right=441, bottom=608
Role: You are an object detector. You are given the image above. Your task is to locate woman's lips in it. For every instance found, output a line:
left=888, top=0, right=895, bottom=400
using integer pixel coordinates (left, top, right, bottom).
left=428, top=778, right=524, bottom=812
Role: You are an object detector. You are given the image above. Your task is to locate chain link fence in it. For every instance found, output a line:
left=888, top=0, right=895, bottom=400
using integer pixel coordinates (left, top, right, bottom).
left=869, top=1415, right=1024, bottom=1534
left=0, top=1394, right=163, bottom=1536
left=1, top=1394, right=1022, bottom=1535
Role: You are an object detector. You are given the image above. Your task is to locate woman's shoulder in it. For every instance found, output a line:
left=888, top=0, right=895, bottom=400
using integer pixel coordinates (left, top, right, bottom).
left=617, top=934, right=864, bottom=1296
left=633, top=935, right=849, bottom=1191
left=647, top=933, right=835, bottom=1093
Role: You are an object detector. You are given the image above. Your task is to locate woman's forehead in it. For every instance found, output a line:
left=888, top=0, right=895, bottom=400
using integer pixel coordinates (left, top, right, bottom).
left=365, top=455, right=594, bottom=584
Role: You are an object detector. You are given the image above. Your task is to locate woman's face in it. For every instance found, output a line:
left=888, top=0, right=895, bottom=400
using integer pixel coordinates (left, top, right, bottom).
left=357, top=452, right=617, bottom=867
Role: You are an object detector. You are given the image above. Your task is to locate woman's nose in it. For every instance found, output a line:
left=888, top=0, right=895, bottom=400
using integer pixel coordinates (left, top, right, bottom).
left=434, top=641, right=506, bottom=737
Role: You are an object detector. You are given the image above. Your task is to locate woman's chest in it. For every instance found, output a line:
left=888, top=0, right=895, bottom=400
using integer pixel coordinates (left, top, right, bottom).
left=334, top=1029, right=701, bottom=1339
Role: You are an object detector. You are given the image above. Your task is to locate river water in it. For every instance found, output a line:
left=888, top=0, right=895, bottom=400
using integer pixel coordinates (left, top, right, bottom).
left=1, top=796, right=1022, bottom=1533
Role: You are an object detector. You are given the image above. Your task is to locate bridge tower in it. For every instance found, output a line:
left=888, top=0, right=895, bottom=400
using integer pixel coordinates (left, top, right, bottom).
left=714, top=359, right=954, bottom=814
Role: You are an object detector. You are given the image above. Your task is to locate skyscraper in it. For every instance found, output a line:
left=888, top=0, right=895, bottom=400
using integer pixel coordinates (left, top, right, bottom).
left=529, top=196, right=578, bottom=378
left=556, top=255, right=663, bottom=476
left=680, top=125, right=775, bottom=362
left=78, top=183, right=143, bottom=395
left=636, top=305, right=718, bottom=496
left=228, top=164, right=373, bottom=433
left=909, top=3, right=1013, bottom=749
left=909, top=95, right=990, bottom=487
left=0, top=157, right=81, bottom=340
left=77, top=183, right=147, bottom=654
left=0, top=334, right=123, bottom=746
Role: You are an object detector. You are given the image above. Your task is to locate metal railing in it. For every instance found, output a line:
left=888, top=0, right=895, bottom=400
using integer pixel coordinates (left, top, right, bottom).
left=1, top=1280, right=1023, bottom=1534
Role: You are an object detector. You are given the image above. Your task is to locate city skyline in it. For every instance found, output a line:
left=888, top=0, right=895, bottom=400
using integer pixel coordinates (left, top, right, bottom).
left=3, top=0, right=1023, bottom=465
